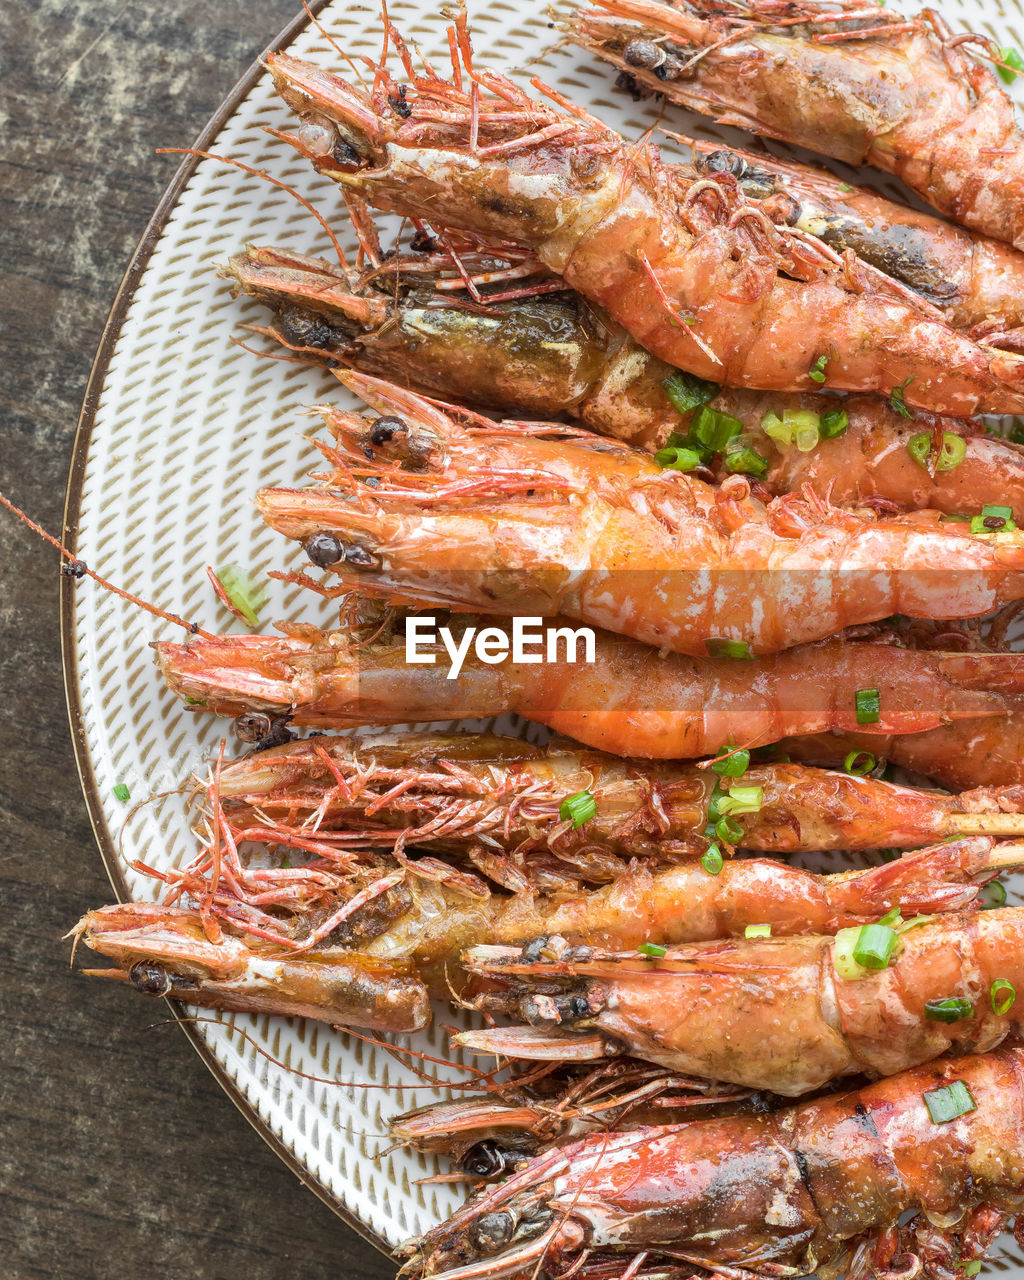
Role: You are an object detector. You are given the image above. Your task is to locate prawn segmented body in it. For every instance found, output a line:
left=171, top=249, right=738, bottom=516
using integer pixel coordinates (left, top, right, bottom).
left=454, top=908, right=1024, bottom=1095
left=572, top=0, right=1024, bottom=251
left=402, top=1048, right=1024, bottom=1280
left=254, top=372, right=1024, bottom=656
left=265, top=34, right=1024, bottom=415
left=218, top=731, right=1024, bottom=863
left=155, top=619, right=1024, bottom=759
left=232, top=245, right=1024, bottom=521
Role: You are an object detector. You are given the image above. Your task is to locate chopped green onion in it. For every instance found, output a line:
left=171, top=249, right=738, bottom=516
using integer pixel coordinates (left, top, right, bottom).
left=877, top=906, right=903, bottom=929
left=907, top=431, right=968, bottom=473
left=838, top=181, right=853, bottom=192
left=639, top=942, right=668, bottom=958
left=559, top=790, right=596, bottom=829
left=819, top=408, right=849, bottom=439
left=923, top=1080, right=977, bottom=1124
left=716, top=814, right=745, bottom=843
left=184, top=696, right=206, bottom=706
left=761, top=407, right=823, bottom=453
left=964, top=1263, right=982, bottom=1277
left=853, top=923, right=899, bottom=970
left=843, top=750, right=875, bottom=776
left=889, top=377, right=914, bottom=418
left=654, top=445, right=703, bottom=472
left=212, top=563, right=269, bottom=628
left=692, top=405, right=743, bottom=452
left=745, top=924, right=771, bottom=938
left=997, top=45, right=1024, bottom=83
left=897, top=914, right=935, bottom=934
left=855, top=688, right=880, bottom=725
left=706, top=638, right=753, bottom=659
left=717, top=784, right=763, bottom=817
left=991, top=978, right=1016, bottom=1016
left=924, top=997, right=973, bottom=1023
left=809, top=353, right=829, bottom=384
left=723, top=445, right=769, bottom=477
left=711, top=745, right=750, bottom=777
left=113, top=783, right=131, bottom=803
left=969, top=503, right=1017, bottom=534
left=662, top=371, right=720, bottom=416
left=701, top=845, right=724, bottom=875
left=834, top=927, right=869, bottom=980
left=980, top=881, right=1008, bottom=910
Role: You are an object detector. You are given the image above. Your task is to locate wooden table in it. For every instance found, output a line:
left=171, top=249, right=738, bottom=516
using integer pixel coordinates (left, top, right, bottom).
left=0, top=4, right=392, bottom=1275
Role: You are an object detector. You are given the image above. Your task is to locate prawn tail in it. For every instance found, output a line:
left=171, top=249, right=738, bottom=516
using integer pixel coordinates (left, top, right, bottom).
left=825, top=836, right=1024, bottom=920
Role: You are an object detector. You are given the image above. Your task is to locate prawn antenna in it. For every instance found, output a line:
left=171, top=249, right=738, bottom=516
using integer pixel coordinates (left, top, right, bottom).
left=0, top=490, right=215, bottom=639
left=155, top=147, right=350, bottom=272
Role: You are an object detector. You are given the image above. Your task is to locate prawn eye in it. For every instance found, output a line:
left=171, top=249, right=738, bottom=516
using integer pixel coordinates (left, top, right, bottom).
left=622, top=38, right=664, bottom=71
left=369, top=415, right=409, bottom=447
left=471, top=1211, right=515, bottom=1253
left=461, top=1140, right=512, bottom=1178
left=304, top=531, right=347, bottom=567
left=128, top=961, right=172, bottom=995
left=277, top=306, right=337, bottom=350
left=701, top=149, right=747, bottom=178
left=233, top=711, right=273, bottom=743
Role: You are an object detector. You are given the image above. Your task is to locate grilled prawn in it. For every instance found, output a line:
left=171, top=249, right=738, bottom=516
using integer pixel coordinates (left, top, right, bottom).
left=76, top=839, right=1021, bottom=1029
left=455, top=907, right=1024, bottom=1095
left=233, top=245, right=1024, bottom=520
left=218, top=731, right=1024, bottom=868
left=572, top=0, right=1024, bottom=251
left=254, top=372, right=1024, bottom=657
left=402, top=1047, right=1024, bottom=1280
left=155, top=618, right=1024, bottom=760
left=265, top=28, right=1024, bottom=415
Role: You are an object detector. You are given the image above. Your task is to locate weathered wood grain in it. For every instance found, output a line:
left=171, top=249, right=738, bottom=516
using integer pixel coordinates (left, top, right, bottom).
left=0, top=4, right=393, bottom=1276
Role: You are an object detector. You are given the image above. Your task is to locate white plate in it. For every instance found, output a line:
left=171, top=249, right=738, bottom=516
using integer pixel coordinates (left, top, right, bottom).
left=63, top=0, right=1024, bottom=1262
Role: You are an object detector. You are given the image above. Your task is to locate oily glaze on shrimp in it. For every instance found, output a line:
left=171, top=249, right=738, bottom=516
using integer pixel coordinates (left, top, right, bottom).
left=255, top=372, right=1024, bottom=656
left=455, top=908, right=1024, bottom=1095
left=217, top=731, right=1024, bottom=865
left=155, top=616, right=1024, bottom=760
left=235, top=246, right=1024, bottom=519
left=265, top=28, right=1024, bottom=415
left=402, top=1048, right=1024, bottom=1280
left=572, top=0, right=1024, bottom=251
left=75, top=840, right=1024, bottom=1023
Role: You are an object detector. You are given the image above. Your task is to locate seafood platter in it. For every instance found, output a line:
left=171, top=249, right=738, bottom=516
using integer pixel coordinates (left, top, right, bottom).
left=48, top=0, right=1024, bottom=1273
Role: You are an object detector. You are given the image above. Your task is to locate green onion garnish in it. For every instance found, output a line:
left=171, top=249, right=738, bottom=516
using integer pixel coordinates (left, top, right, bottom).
left=843, top=750, right=875, bottom=776
left=559, top=790, right=596, bottom=829
left=852, top=923, right=899, bottom=970
left=980, top=881, right=1007, bottom=910
left=745, top=924, right=771, bottom=939
left=716, top=815, right=744, bottom=844
left=924, top=997, right=973, bottom=1023
left=923, top=1080, right=977, bottom=1124
left=969, top=503, right=1017, bottom=534
left=654, top=445, right=703, bottom=472
left=855, top=688, right=880, bottom=725
left=991, top=978, right=1016, bottom=1016
left=809, top=353, right=829, bottom=384
left=662, top=371, right=720, bottom=416
left=706, top=638, right=753, bottom=659
left=833, top=927, right=868, bottom=979
left=907, top=431, right=968, bottom=473
left=877, top=906, right=903, bottom=929
left=691, top=405, right=743, bottom=452
left=701, top=845, right=724, bottom=875
left=889, top=377, right=914, bottom=418
left=717, top=785, right=763, bottom=817
left=113, top=783, right=131, bottom=803
left=819, top=408, right=849, bottom=439
left=212, top=564, right=269, bottom=628
left=997, top=45, right=1024, bottom=83
left=838, top=181, right=853, bottom=193
left=723, top=445, right=769, bottom=477
left=964, top=1263, right=982, bottom=1277
left=639, top=942, right=668, bottom=958
left=761, top=407, right=821, bottom=452
left=711, top=745, right=750, bottom=777
left=897, top=914, right=935, bottom=934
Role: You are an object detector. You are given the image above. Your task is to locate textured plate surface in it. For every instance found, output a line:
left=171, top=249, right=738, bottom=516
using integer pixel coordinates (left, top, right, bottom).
left=64, top=0, right=1024, bottom=1261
